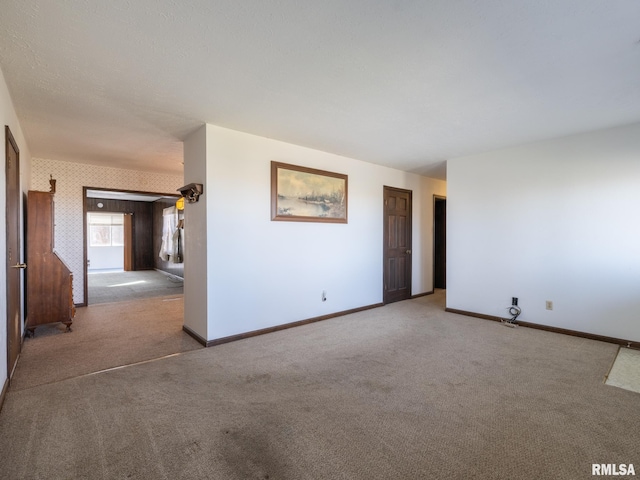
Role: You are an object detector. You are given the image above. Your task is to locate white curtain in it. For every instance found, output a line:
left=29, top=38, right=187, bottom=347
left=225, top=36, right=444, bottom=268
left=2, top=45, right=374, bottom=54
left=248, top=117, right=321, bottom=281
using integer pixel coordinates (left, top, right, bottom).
left=159, top=206, right=178, bottom=262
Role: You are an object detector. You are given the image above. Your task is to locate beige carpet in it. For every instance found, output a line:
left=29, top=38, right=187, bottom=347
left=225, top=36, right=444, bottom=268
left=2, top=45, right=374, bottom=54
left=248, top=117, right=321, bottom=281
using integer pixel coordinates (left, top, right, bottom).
left=11, top=294, right=201, bottom=391
left=2, top=291, right=638, bottom=479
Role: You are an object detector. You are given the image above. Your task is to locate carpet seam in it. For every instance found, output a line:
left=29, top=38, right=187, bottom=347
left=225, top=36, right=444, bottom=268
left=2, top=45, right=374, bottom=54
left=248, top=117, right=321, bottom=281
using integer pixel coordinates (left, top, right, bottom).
left=9, top=350, right=200, bottom=393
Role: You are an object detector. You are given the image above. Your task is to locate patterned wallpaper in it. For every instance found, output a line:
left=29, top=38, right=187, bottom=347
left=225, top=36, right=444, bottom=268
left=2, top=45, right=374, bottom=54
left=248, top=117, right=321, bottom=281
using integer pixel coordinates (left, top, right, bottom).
left=31, top=158, right=183, bottom=304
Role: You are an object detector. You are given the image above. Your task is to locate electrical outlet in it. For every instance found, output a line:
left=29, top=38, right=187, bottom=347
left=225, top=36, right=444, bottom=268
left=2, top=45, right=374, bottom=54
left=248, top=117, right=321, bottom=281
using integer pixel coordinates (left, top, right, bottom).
left=512, top=297, right=518, bottom=306
left=322, top=291, right=327, bottom=302
left=546, top=300, right=553, bottom=310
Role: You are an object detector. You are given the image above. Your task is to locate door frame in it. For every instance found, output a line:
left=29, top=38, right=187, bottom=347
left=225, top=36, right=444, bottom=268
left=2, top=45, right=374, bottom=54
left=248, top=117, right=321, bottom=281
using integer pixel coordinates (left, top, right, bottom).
left=383, top=186, right=413, bottom=304
left=433, top=195, right=446, bottom=290
left=86, top=211, right=129, bottom=273
left=5, top=125, right=22, bottom=385
left=82, top=187, right=181, bottom=306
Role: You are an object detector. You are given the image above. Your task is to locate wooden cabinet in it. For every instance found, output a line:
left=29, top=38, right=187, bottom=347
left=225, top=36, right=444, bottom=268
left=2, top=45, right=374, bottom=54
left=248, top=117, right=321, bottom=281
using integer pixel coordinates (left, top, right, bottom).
left=26, top=190, right=74, bottom=336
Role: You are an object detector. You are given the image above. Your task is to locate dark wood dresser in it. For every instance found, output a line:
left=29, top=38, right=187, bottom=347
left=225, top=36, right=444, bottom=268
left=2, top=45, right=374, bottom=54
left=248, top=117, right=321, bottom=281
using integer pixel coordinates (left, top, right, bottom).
left=26, top=190, right=75, bottom=336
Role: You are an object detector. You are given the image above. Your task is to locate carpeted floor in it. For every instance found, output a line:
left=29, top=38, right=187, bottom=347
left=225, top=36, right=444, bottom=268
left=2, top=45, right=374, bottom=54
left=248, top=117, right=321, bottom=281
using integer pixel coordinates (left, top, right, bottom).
left=1, top=291, right=638, bottom=479
left=88, top=270, right=183, bottom=305
left=10, top=295, right=201, bottom=391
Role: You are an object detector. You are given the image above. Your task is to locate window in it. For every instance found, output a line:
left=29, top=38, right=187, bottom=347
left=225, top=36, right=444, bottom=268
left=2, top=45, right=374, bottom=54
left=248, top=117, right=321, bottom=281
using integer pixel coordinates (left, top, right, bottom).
left=88, top=213, right=124, bottom=247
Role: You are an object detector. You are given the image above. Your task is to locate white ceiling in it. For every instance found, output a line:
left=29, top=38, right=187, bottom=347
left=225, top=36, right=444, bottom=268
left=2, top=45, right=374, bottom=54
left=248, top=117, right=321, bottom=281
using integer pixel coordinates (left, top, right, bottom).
left=1, top=1, right=639, bottom=180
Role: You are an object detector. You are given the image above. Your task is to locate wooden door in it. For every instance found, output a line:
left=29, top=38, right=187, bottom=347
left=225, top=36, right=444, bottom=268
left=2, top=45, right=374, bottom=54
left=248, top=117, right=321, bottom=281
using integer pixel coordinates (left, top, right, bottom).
left=5, top=126, right=22, bottom=379
left=123, top=213, right=133, bottom=271
left=383, top=186, right=412, bottom=304
left=434, top=196, right=446, bottom=289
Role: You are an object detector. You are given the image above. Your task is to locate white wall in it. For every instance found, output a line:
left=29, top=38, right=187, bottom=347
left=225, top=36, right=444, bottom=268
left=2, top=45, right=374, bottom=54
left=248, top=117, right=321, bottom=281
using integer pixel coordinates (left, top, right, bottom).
left=183, top=125, right=209, bottom=340
left=1, top=66, right=32, bottom=386
left=447, top=122, right=640, bottom=342
left=31, top=158, right=183, bottom=303
left=87, top=246, right=124, bottom=270
left=194, top=124, right=445, bottom=341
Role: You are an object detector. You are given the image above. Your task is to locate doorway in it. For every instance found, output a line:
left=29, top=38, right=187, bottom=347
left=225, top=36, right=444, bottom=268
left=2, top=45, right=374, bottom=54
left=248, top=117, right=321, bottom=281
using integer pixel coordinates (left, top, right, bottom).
left=87, top=212, right=126, bottom=273
left=83, top=188, right=183, bottom=306
left=434, top=196, right=446, bottom=289
left=383, top=186, right=412, bottom=304
left=5, top=126, right=22, bottom=381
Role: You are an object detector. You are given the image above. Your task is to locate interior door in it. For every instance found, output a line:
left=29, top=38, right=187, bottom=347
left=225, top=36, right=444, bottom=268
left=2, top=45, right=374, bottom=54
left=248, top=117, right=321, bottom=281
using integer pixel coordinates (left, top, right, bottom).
left=5, top=126, right=22, bottom=380
left=434, top=196, right=446, bottom=289
left=383, top=186, right=412, bottom=304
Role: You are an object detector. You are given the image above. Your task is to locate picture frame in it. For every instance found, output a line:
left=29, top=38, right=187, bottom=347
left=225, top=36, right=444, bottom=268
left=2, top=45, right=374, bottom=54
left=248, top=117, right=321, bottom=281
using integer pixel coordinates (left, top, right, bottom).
left=271, top=161, right=348, bottom=223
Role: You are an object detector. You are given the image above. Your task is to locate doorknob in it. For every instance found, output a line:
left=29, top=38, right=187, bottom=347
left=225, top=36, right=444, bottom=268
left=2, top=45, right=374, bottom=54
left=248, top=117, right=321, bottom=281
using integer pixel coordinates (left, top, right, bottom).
left=406, top=250, right=412, bottom=254
left=11, top=263, right=27, bottom=269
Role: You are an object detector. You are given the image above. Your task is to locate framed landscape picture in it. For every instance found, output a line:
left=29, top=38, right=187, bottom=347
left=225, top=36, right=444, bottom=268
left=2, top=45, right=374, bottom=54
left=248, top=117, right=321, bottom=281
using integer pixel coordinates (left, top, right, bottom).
left=271, top=161, right=348, bottom=223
